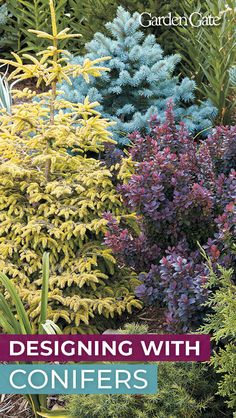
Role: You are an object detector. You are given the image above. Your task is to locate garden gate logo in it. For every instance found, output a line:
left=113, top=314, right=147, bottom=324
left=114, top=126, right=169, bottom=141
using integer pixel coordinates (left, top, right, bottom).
left=139, top=11, right=222, bottom=27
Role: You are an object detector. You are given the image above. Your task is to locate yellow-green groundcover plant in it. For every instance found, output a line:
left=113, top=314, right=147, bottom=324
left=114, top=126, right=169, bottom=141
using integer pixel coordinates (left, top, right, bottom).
left=0, top=0, right=141, bottom=334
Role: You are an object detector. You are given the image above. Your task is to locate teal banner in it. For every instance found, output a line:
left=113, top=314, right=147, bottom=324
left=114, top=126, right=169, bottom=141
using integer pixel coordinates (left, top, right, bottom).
left=0, top=364, right=158, bottom=394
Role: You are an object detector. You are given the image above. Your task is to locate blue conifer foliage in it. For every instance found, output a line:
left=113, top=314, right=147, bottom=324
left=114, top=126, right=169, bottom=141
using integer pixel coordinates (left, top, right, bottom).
left=60, top=7, right=217, bottom=145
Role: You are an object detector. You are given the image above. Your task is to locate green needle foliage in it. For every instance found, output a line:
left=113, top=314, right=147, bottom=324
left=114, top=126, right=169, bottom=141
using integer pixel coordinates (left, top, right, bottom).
left=68, top=322, right=230, bottom=418
left=200, top=250, right=236, bottom=410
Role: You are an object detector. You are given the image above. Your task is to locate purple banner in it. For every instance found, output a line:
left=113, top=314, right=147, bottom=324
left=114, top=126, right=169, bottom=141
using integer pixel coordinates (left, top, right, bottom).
left=0, top=334, right=210, bottom=362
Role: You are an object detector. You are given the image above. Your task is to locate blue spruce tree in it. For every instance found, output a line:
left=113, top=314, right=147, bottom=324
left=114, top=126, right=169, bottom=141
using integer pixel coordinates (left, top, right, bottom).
left=60, top=7, right=217, bottom=145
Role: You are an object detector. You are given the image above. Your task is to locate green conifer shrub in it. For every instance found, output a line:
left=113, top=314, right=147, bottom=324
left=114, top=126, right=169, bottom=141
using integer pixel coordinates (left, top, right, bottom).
left=201, top=254, right=236, bottom=410
left=68, top=322, right=231, bottom=418
left=0, top=0, right=141, bottom=334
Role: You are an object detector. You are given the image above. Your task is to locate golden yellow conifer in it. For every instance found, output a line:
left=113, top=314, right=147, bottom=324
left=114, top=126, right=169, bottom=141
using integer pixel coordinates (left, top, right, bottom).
left=0, top=0, right=141, bottom=333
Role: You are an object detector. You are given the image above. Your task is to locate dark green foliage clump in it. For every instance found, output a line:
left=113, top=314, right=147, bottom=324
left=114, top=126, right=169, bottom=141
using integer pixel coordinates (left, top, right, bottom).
left=0, top=3, right=11, bottom=51
left=174, top=0, right=236, bottom=124
left=73, top=0, right=182, bottom=54
left=0, top=1, right=183, bottom=56
left=2, top=0, right=74, bottom=55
